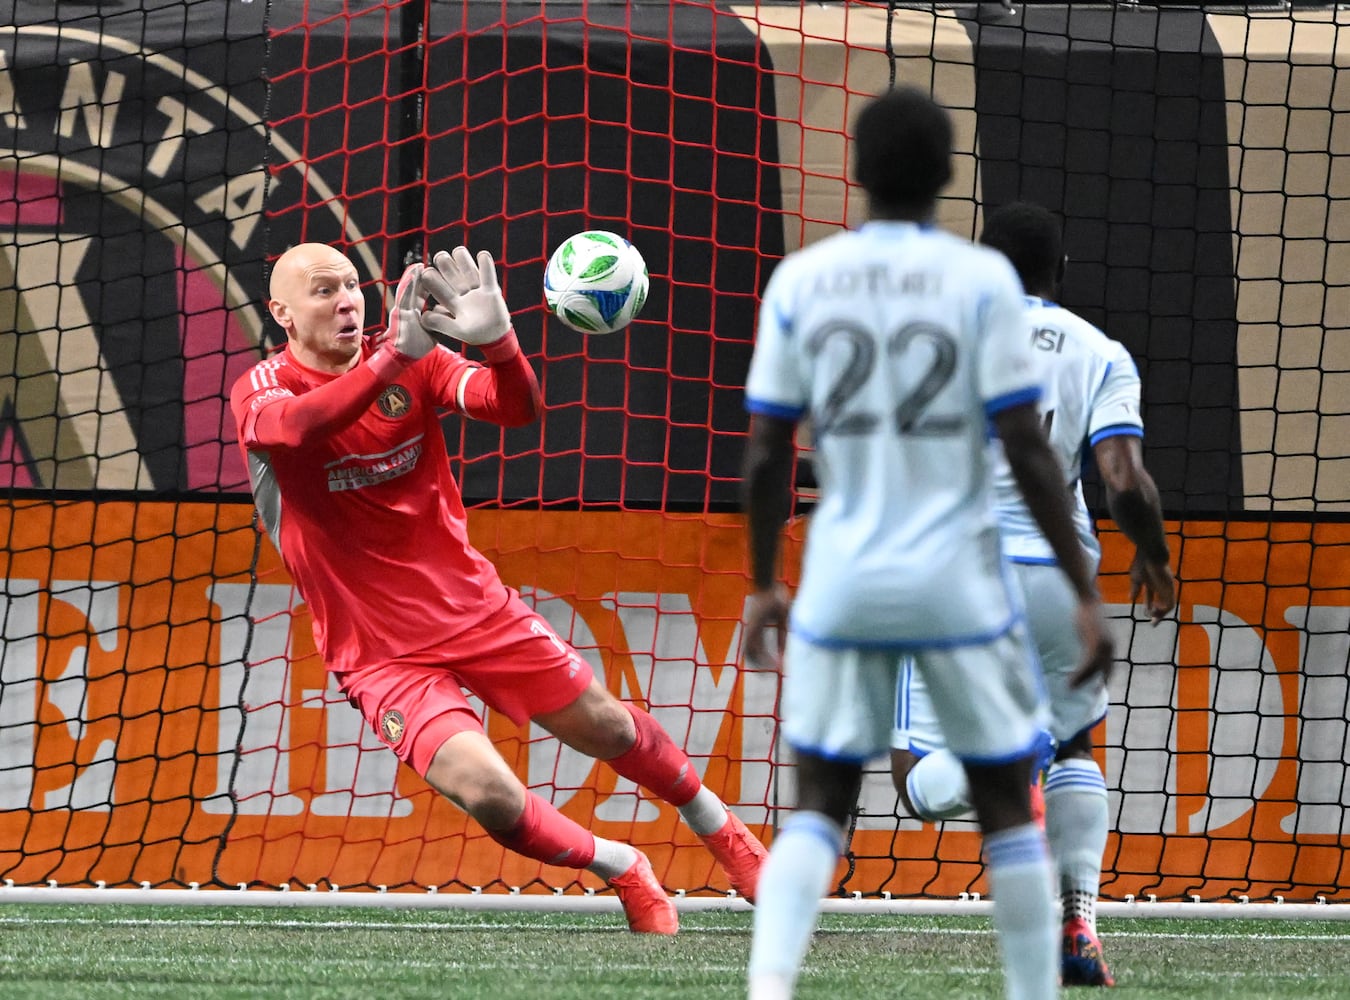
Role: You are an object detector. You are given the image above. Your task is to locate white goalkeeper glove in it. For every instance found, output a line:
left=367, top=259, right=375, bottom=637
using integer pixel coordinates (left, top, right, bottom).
left=368, top=262, right=435, bottom=376
left=417, top=247, right=513, bottom=348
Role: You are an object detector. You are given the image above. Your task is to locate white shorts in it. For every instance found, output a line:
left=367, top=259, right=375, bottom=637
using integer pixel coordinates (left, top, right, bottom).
left=783, top=622, right=1048, bottom=765
left=893, top=561, right=1107, bottom=753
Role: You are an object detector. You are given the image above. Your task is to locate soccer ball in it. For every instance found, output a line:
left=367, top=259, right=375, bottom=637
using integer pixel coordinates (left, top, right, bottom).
left=543, top=230, right=649, bottom=334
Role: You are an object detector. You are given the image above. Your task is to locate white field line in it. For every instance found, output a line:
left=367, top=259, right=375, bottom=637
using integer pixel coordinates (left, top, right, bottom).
left=1, top=886, right=1346, bottom=921
left=0, top=914, right=1346, bottom=943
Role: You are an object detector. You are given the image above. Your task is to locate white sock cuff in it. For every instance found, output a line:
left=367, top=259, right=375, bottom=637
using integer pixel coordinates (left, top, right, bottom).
left=587, top=838, right=639, bottom=881
left=677, top=785, right=729, bottom=836
left=782, top=810, right=846, bottom=855
left=983, top=823, right=1049, bottom=870
left=1045, top=758, right=1107, bottom=799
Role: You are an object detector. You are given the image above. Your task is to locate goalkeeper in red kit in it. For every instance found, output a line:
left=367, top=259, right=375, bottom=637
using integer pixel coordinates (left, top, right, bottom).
left=229, top=242, right=766, bottom=933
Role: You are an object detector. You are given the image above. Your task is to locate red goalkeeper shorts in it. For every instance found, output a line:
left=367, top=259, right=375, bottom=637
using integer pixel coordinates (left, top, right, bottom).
left=336, top=590, right=594, bottom=776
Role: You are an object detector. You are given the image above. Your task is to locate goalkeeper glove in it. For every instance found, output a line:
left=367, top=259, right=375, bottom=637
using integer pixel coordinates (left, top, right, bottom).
left=418, top=247, right=513, bottom=348
left=368, top=262, right=435, bottom=379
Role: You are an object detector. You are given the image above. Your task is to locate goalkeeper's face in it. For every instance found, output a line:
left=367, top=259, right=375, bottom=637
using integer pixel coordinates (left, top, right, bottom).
left=268, top=243, right=367, bottom=372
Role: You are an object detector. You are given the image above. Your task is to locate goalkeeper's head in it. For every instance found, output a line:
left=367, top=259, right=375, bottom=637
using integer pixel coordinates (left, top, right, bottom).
left=852, top=86, right=953, bottom=220
left=979, top=201, right=1066, bottom=299
left=266, top=242, right=368, bottom=370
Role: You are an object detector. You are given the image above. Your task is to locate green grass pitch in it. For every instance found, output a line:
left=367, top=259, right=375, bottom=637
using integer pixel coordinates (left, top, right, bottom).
left=0, top=905, right=1347, bottom=998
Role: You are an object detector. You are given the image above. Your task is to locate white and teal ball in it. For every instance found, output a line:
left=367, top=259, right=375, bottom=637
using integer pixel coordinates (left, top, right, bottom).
left=543, top=231, right=649, bottom=334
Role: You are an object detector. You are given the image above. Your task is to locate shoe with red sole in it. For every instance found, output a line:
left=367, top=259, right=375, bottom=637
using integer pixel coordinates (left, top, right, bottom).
left=608, top=851, right=678, bottom=935
left=1061, top=916, right=1115, bottom=986
left=699, top=811, right=769, bottom=903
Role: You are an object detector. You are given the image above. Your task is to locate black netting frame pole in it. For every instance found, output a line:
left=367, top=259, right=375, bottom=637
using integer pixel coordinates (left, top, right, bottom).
left=398, top=0, right=430, bottom=269
left=213, top=0, right=276, bottom=891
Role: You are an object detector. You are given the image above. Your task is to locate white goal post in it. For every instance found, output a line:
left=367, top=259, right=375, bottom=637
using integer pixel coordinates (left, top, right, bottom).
left=1, top=883, right=1345, bottom=921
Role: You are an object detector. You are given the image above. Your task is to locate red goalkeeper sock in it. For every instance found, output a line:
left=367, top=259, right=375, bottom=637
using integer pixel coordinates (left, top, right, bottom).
left=604, top=702, right=703, bottom=807
left=486, top=792, right=597, bottom=869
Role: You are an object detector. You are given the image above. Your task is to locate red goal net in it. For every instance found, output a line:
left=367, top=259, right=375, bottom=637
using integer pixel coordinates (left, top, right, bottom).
left=1, top=0, right=1348, bottom=904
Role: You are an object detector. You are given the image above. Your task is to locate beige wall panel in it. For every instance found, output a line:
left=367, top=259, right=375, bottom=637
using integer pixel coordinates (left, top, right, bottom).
left=729, top=6, right=979, bottom=252
left=1210, top=12, right=1350, bottom=509
left=0, top=229, right=150, bottom=491
left=723, top=9, right=1350, bottom=511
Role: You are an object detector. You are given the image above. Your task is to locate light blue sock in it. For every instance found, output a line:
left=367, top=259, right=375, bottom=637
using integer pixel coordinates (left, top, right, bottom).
left=984, top=823, right=1057, bottom=1000
left=1044, top=758, right=1109, bottom=929
left=747, top=811, right=845, bottom=994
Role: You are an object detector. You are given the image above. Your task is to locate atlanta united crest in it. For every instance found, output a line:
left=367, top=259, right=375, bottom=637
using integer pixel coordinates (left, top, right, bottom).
left=377, top=385, right=413, bottom=418
left=380, top=709, right=406, bottom=746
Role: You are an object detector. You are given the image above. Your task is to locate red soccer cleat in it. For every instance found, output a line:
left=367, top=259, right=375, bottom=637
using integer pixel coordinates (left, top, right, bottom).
left=699, top=811, right=769, bottom=903
left=1061, top=916, right=1116, bottom=987
left=608, top=851, right=678, bottom=935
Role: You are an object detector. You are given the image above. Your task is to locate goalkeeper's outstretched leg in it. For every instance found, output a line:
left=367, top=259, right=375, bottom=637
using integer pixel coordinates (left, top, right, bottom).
left=534, top=681, right=768, bottom=903
left=420, top=725, right=678, bottom=935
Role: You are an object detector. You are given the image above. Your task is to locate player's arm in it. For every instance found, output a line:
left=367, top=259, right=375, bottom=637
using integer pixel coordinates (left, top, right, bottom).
left=234, top=264, right=433, bottom=450
left=739, top=262, right=804, bottom=671
left=1094, top=433, right=1175, bottom=623
left=740, top=412, right=796, bottom=669
left=417, top=247, right=542, bottom=426
left=447, top=337, right=542, bottom=427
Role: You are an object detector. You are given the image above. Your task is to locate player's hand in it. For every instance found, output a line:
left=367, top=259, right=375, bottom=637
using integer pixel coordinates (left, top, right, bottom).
left=1129, top=550, right=1176, bottom=625
left=743, top=584, right=791, bottom=671
left=418, top=247, right=513, bottom=347
left=375, top=262, right=435, bottom=363
left=1068, top=596, right=1116, bottom=689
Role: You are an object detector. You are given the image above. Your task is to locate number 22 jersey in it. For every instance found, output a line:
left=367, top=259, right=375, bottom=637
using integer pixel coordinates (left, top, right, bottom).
left=744, top=221, right=1042, bottom=648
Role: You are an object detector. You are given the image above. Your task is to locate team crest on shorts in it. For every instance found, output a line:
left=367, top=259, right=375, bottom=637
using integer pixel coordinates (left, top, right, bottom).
left=380, top=709, right=406, bottom=746
left=377, top=385, right=412, bottom=418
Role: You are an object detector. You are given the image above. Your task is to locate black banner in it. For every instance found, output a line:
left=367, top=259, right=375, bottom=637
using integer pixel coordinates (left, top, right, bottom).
left=422, top=4, right=781, bottom=509
left=4, top=2, right=1329, bottom=517
left=961, top=8, right=1245, bottom=513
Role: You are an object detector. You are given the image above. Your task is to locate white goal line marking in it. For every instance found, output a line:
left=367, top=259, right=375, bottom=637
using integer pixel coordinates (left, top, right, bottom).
left=0, top=914, right=1345, bottom=943
left=2, top=886, right=1346, bottom=920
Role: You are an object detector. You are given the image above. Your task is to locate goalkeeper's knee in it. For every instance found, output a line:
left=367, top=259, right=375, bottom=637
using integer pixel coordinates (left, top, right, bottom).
left=905, top=749, right=973, bottom=822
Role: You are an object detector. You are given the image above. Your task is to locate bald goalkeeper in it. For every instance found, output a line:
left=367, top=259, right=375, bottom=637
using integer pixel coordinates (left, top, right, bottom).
left=229, top=243, right=766, bottom=933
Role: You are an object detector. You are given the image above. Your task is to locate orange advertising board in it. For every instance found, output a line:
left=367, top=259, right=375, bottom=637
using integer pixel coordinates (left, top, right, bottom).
left=0, top=501, right=1346, bottom=901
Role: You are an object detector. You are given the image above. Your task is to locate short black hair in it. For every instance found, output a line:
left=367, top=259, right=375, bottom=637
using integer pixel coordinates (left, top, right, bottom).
left=979, top=201, right=1064, bottom=292
left=852, top=87, right=953, bottom=211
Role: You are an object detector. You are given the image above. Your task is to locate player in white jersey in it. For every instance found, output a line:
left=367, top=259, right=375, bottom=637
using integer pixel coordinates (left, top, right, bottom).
left=741, top=89, right=1113, bottom=1000
left=891, top=201, right=1176, bottom=987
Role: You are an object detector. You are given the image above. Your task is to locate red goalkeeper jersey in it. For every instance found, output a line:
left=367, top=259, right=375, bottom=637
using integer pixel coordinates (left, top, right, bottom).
left=230, top=341, right=511, bottom=674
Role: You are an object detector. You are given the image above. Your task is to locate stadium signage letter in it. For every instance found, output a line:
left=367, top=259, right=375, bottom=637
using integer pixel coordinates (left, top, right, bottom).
left=0, top=573, right=1345, bottom=838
